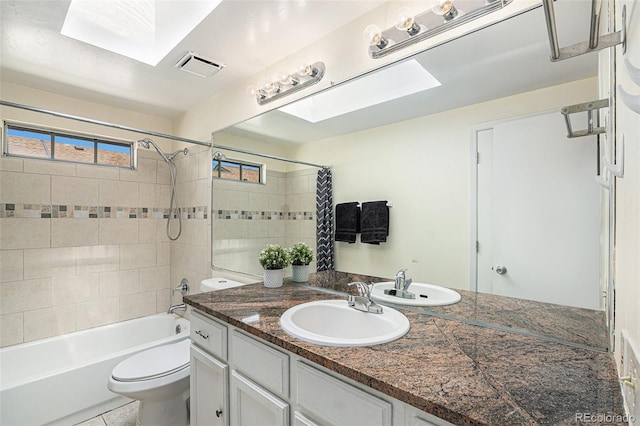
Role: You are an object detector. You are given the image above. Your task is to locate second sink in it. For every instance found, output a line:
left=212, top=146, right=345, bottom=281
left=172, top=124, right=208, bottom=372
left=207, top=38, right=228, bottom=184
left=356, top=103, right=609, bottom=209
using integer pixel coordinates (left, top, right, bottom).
left=280, top=300, right=410, bottom=347
left=371, top=282, right=461, bottom=306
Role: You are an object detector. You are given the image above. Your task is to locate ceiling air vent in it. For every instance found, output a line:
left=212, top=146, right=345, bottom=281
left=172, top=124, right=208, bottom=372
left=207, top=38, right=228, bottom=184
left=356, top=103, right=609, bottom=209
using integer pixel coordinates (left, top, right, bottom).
left=175, top=51, right=223, bottom=78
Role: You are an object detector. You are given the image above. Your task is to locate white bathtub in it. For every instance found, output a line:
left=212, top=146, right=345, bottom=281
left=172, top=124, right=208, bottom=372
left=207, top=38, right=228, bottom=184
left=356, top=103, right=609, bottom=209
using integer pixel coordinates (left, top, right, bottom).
left=0, top=313, right=190, bottom=426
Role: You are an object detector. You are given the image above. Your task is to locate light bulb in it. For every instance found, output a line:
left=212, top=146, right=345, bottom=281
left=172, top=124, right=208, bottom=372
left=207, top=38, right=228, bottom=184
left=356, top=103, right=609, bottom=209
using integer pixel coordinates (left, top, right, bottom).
left=278, top=71, right=298, bottom=86
left=363, top=24, right=388, bottom=49
left=394, top=8, right=420, bottom=36
left=432, top=0, right=458, bottom=21
left=295, top=61, right=315, bottom=77
left=246, top=85, right=266, bottom=100
left=262, top=80, right=280, bottom=94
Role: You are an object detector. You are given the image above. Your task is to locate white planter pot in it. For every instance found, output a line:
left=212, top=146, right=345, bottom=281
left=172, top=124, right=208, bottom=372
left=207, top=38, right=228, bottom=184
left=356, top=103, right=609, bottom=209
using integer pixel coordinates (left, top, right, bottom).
left=263, top=268, right=284, bottom=288
left=291, top=264, right=310, bottom=283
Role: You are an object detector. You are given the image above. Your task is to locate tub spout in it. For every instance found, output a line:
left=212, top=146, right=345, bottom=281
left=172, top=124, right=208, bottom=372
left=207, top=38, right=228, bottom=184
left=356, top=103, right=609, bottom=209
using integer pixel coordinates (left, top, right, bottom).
left=167, top=303, right=187, bottom=314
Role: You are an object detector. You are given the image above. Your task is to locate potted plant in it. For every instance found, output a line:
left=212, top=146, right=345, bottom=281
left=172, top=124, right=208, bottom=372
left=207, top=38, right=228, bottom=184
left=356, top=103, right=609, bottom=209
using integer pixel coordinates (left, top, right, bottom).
left=258, top=244, right=291, bottom=288
left=289, top=242, right=314, bottom=282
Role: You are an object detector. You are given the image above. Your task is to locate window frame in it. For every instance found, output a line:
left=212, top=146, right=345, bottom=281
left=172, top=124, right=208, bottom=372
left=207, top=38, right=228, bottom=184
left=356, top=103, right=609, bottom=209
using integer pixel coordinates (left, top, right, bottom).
left=2, top=120, right=135, bottom=169
left=212, top=156, right=266, bottom=184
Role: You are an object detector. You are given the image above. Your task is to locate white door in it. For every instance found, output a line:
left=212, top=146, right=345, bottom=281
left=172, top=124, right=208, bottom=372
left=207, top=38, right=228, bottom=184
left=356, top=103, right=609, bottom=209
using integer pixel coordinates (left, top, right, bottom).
left=190, top=345, right=229, bottom=426
left=475, top=111, right=601, bottom=310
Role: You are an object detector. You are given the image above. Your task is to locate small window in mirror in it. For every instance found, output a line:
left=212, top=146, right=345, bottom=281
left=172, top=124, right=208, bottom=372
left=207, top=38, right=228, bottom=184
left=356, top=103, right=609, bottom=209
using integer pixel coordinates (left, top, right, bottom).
left=212, top=158, right=264, bottom=184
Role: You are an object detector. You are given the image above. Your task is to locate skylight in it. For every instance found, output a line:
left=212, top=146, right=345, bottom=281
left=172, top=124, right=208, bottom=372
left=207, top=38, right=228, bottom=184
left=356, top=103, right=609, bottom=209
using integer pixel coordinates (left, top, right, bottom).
left=279, top=59, right=441, bottom=123
left=61, top=0, right=221, bottom=66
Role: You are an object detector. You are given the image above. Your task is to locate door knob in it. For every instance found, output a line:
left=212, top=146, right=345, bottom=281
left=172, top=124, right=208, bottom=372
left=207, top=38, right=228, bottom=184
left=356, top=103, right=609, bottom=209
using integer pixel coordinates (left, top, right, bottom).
left=495, top=265, right=507, bottom=275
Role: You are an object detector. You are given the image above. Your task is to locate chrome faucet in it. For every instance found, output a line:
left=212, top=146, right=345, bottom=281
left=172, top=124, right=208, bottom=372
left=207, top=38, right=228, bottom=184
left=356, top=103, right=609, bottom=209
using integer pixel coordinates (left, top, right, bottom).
left=168, top=278, right=189, bottom=314
left=168, top=303, right=187, bottom=314
left=384, top=269, right=415, bottom=299
left=347, top=282, right=383, bottom=314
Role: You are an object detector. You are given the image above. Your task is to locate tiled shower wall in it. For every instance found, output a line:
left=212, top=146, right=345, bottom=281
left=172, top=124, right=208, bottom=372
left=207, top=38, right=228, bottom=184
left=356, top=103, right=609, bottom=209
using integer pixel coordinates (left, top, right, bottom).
left=169, top=145, right=211, bottom=303
left=212, top=166, right=317, bottom=277
left=0, top=151, right=177, bottom=347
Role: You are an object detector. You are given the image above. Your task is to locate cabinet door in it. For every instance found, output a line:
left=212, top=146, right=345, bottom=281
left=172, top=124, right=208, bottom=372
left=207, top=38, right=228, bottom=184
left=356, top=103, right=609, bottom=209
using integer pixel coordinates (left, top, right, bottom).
left=191, top=345, right=229, bottom=426
left=230, top=370, right=289, bottom=426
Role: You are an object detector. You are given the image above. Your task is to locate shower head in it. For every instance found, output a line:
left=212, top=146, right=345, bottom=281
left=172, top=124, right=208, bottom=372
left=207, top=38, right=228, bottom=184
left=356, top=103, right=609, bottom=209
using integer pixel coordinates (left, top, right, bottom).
left=137, top=138, right=152, bottom=149
left=136, top=137, right=185, bottom=163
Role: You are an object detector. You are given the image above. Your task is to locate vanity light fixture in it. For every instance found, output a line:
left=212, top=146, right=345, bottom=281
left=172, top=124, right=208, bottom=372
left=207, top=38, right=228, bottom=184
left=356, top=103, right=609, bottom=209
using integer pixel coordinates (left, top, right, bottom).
left=365, top=0, right=512, bottom=59
left=247, top=61, right=326, bottom=105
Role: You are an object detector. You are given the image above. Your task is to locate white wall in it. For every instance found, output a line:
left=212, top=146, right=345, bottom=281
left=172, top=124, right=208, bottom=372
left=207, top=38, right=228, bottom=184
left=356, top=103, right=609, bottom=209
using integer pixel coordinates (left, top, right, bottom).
left=614, top=0, right=640, bottom=375
left=291, top=78, right=597, bottom=288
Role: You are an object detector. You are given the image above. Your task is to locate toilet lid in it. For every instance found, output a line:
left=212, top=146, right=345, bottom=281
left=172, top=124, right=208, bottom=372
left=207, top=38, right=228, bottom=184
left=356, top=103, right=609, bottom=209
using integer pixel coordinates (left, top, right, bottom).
left=112, top=339, right=190, bottom=382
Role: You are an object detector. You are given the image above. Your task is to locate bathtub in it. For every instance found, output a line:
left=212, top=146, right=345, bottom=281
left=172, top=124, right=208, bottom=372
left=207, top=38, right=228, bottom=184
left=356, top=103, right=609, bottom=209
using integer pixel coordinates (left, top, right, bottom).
left=0, top=313, right=190, bottom=426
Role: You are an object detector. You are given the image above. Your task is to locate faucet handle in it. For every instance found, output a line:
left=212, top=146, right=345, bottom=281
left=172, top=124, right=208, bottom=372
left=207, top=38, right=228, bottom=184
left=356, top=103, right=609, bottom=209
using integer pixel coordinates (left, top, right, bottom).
left=172, top=278, right=190, bottom=296
left=348, top=282, right=370, bottom=298
left=395, top=268, right=407, bottom=278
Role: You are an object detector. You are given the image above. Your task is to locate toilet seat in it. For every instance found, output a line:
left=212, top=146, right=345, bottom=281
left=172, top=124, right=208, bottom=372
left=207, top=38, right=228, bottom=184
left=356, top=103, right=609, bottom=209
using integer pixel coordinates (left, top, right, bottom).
left=112, top=339, right=190, bottom=382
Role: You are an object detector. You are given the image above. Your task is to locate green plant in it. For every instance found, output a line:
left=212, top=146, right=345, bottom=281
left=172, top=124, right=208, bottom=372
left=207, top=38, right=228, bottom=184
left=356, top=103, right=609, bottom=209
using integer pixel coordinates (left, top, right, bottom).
left=258, top=244, right=291, bottom=270
left=289, top=242, right=314, bottom=266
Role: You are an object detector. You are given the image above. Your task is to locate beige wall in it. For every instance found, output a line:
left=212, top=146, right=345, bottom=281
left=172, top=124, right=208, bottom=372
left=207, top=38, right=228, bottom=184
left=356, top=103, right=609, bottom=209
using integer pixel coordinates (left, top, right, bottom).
left=0, top=83, right=179, bottom=347
left=212, top=166, right=317, bottom=276
left=290, top=78, right=598, bottom=288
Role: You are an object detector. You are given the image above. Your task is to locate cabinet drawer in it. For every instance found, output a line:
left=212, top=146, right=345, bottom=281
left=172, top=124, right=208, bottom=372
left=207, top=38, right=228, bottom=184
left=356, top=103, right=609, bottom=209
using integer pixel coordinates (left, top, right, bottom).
left=230, top=330, right=289, bottom=398
left=191, top=311, right=228, bottom=360
left=296, top=362, right=392, bottom=426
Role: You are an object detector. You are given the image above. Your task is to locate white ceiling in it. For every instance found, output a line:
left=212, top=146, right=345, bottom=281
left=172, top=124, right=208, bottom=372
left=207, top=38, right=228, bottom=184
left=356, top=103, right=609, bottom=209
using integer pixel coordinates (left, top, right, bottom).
left=0, top=0, right=385, bottom=118
left=1, top=0, right=597, bottom=141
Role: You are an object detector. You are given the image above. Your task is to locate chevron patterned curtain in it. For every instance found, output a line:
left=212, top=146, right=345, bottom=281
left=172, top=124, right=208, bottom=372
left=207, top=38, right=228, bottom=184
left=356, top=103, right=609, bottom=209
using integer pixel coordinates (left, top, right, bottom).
left=316, top=167, right=334, bottom=271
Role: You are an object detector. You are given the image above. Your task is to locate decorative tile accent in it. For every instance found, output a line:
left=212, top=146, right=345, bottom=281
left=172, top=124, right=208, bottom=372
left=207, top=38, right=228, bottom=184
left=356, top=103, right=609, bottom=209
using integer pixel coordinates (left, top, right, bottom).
left=211, top=209, right=313, bottom=221
left=0, top=203, right=209, bottom=220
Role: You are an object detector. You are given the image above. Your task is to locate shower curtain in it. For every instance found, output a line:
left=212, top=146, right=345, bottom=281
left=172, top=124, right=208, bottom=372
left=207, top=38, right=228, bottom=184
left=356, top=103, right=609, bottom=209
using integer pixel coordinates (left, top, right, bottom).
left=316, top=167, right=334, bottom=271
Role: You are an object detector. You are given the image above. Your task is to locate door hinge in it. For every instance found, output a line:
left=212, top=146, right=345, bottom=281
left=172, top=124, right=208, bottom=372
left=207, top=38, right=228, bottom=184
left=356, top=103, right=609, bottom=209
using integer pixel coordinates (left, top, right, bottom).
left=476, top=241, right=479, bottom=252
left=475, top=152, right=480, bottom=164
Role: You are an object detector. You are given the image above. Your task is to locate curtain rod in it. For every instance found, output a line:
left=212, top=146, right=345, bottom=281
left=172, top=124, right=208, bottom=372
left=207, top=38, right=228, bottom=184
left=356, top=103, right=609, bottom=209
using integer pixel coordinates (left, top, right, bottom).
left=0, top=100, right=211, bottom=147
left=211, top=141, right=328, bottom=169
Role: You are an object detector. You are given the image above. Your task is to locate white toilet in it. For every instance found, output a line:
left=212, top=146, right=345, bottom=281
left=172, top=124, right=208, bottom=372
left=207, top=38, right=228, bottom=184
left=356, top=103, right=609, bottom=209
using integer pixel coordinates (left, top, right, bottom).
left=108, top=339, right=191, bottom=426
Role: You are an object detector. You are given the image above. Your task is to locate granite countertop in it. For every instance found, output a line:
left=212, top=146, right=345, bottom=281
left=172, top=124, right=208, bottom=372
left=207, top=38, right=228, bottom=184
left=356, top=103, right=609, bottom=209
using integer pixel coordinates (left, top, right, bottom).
left=184, top=277, right=624, bottom=425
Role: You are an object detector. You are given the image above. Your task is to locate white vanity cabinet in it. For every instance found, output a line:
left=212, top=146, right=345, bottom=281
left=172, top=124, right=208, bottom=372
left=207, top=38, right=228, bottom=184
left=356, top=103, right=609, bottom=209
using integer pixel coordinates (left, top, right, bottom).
left=190, top=311, right=230, bottom=426
left=190, top=308, right=453, bottom=426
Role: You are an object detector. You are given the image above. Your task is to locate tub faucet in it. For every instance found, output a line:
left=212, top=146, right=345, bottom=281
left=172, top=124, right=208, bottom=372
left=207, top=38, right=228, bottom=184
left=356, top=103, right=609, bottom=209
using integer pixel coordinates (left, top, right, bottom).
left=347, top=282, right=383, bottom=314
left=168, top=303, right=187, bottom=314
left=168, top=278, right=189, bottom=314
left=384, top=269, right=415, bottom=299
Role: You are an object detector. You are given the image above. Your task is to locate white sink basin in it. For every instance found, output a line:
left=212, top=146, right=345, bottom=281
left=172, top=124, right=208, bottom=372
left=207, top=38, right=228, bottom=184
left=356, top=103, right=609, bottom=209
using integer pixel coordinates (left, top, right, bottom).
left=280, top=300, right=410, bottom=347
left=371, top=282, right=461, bottom=306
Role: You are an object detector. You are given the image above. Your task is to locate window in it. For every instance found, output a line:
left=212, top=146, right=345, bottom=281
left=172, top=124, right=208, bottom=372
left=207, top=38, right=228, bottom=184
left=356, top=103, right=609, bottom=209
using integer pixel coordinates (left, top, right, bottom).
left=212, top=158, right=263, bottom=184
left=3, top=122, right=133, bottom=168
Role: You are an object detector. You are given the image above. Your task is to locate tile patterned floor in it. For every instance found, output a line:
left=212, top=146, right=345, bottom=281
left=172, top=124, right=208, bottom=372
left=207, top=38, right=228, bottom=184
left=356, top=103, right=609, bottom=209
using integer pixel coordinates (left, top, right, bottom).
left=76, top=401, right=138, bottom=426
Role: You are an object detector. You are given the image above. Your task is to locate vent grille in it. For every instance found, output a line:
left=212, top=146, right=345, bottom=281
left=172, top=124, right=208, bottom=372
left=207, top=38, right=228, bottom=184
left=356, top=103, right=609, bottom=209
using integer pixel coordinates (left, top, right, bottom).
left=176, top=51, right=223, bottom=78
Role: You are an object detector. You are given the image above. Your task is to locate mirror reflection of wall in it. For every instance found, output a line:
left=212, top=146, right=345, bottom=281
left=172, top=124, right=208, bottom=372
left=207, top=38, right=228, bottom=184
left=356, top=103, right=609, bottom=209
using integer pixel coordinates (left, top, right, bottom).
left=211, top=149, right=318, bottom=276
left=209, top=1, right=611, bottom=348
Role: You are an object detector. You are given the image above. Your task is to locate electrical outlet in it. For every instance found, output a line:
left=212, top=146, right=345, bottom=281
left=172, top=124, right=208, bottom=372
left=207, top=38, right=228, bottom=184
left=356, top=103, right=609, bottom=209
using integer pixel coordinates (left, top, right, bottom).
left=411, top=258, right=419, bottom=263
left=621, top=330, right=639, bottom=423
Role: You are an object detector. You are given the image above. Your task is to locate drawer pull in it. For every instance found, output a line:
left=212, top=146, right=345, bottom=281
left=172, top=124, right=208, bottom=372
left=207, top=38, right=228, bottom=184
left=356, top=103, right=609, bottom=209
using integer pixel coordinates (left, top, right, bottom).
left=216, top=409, right=223, bottom=418
left=195, top=330, right=209, bottom=340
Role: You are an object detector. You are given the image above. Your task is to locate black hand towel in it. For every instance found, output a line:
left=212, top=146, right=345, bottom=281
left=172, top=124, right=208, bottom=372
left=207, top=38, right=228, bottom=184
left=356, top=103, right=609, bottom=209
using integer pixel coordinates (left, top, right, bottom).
left=360, top=201, right=389, bottom=244
left=335, top=202, right=360, bottom=243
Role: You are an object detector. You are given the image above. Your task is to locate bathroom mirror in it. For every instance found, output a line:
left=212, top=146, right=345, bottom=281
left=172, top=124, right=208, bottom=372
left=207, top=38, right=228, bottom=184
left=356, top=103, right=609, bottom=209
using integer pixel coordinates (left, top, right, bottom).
left=211, top=1, right=610, bottom=349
